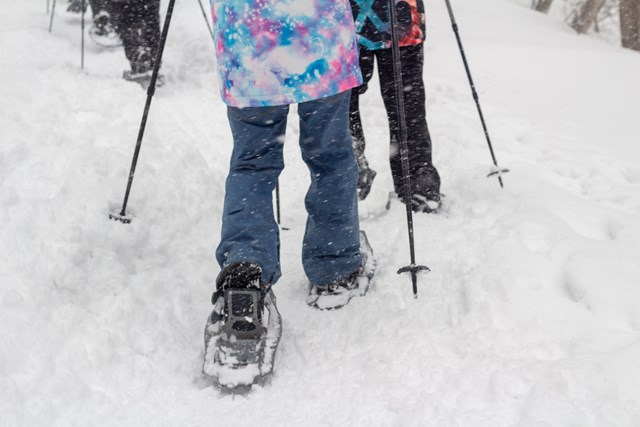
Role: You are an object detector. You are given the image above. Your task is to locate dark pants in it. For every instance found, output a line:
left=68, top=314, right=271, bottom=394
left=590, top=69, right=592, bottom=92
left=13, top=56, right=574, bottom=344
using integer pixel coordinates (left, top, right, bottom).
left=90, top=0, right=161, bottom=73
left=349, top=43, right=440, bottom=201
left=87, top=0, right=108, bottom=17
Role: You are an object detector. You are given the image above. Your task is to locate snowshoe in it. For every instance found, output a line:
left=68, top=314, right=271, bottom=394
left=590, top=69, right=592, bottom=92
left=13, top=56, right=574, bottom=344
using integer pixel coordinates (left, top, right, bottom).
left=411, top=192, right=442, bottom=213
left=307, top=231, right=376, bottom=310
left=203, top=262, right=282, bottom=392
left=386, top=191, right=443, bottom=214
left=122, top=69, right=165, bottom=90
left=89, top=11, right=121, bottom=48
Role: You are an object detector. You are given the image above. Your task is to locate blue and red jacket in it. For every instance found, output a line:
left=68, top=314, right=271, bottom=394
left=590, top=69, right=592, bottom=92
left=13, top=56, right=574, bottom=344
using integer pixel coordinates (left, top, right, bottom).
left=349, top=0, right=426, bottom=50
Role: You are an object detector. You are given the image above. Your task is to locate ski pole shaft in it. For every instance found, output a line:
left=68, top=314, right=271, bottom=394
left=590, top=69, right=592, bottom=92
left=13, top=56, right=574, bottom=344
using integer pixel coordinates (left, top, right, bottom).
left=81, top=0, right=85, bottom=69
left=275, top=180, right=281, bottom=225
left=444, top=0, right=506, bottom=188
left=196, top=0, right=215, bottom=45
left=112, top=0, right=177, bottom=222
left=389, top=0, right=429, bottom=297
left=48, top=0, right=57, bottom=33
left=274, top=180, right=288, bottom=230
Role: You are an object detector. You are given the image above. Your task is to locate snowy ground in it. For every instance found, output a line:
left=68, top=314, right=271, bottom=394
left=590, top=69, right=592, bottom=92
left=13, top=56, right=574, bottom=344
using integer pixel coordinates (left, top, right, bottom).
left=2, top=0, right=640, bottom=426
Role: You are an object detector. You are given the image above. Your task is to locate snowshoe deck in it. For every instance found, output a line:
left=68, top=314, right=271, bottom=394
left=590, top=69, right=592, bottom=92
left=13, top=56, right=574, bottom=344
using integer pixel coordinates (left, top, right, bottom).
left=89, top=24, right=122, bottom=48
left=203, top=290, right=282, bottom=392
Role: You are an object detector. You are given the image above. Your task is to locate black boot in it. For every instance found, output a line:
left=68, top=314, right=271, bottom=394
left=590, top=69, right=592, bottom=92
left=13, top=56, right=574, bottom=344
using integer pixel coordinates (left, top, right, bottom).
left=122, top=60, right=164, bottom=89
left=66, top=0, right=87, bottom=13
left=203, top=262, right=282, bottom=391
left=212, top=262, right=266, bottom=338
left=307, top=231, right=377, bottom=310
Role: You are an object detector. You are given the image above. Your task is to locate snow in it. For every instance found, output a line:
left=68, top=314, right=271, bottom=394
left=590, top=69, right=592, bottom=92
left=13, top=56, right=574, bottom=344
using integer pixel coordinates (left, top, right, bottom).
left=1, top=0, right=640, bottom=425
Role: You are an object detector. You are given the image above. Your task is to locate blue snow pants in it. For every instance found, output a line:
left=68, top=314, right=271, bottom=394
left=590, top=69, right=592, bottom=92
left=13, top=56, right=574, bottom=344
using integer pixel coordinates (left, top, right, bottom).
left=216, top=91, right=363, bottom=286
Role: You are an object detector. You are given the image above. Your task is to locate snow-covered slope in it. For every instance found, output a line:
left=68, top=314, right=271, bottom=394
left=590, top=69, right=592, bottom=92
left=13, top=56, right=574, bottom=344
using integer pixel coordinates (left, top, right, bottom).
left=1, top=0, right=640, bottom=425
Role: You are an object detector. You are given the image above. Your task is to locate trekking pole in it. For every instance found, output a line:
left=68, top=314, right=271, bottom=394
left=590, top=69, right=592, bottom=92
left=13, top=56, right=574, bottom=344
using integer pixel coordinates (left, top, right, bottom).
left=196, top=0, right=215, bottom=44
left=274, top=180, right=288, bottom=230
left=48, top=0, right=57, bottom=32
left=109, top=0, right=177, bottom=223
left=443, top=0, right=509, bottom=187
left=275, top=181, right=282, bottom=225
left=81, top=0, right=85, bottom=69
left=389, top=0, right=430, bottom=298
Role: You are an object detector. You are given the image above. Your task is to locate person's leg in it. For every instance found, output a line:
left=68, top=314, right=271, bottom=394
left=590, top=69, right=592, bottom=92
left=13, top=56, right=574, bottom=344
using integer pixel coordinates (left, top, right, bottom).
left=139, top=0, right=161, bottom=63
left=88, top=0, right=120, bottom=46
left=67, top=0, right=87, bottom=13
left=349, top=47, right=377, bottom=200
left=113, top=0, right=161, bottom=74
left=216, top=105, right=289, bottom=285
left=87, top=0, right=106, bottom=17
left=299, top=91, right=362, bottom=286
left=376, top=43, right=441, bottom=207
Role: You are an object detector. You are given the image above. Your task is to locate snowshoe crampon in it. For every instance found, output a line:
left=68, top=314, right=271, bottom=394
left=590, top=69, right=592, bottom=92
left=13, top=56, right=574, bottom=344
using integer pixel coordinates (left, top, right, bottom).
left=307, top=230, right=377, bottom=310
left=203, top=288, right=282, bottom=391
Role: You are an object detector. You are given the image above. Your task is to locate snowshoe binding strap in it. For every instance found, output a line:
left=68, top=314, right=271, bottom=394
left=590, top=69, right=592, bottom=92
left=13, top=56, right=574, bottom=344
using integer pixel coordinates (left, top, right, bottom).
left=221, top=289, right=266, bottom=340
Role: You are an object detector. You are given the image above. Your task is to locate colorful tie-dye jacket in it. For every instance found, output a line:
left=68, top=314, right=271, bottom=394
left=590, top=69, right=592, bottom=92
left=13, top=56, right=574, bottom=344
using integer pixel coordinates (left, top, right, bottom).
left=349, top=0, right=425, bottom=50
left=210, top=0, right=363, bottom=107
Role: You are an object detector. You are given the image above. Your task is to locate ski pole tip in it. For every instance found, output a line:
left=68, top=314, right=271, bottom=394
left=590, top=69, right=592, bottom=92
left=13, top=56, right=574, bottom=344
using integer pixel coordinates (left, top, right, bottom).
left=109, top=211, right=133, bottom=224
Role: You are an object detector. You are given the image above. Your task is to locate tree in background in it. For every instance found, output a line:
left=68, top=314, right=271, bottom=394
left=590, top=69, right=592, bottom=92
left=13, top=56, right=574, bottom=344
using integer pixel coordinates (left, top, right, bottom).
left=532, top=0, right=639, bottom=52
left=570, top=0, right=607, bottom=32
left=620, top=0, right=640, bottom=50
left=532, top=0, right=554, bottom=13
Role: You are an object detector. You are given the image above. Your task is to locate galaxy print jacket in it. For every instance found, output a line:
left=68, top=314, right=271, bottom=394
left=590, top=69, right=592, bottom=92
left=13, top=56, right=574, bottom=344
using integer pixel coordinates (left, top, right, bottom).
left=349, top=0, right=425, bottom=50
left=210, top=0, right=363, bottom=107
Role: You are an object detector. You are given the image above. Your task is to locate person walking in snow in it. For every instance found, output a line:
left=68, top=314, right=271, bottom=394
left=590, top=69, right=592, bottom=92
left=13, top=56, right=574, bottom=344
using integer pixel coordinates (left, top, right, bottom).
left=72, top=0, right=162, bottom=87
left=108, top=0, right=162, bottom=87
left=66, top=0, right=119, bottom=46
left=202, top=0, right=377, bottom=389
left=349, top=0, right=441, bottom=212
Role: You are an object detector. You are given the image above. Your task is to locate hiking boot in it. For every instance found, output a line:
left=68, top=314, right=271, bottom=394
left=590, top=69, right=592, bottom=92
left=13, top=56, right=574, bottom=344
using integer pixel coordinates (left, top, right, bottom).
left=411, top=192, right=442, bottom=213
left=203, top=262, right=282, bottom=390
left=307, top=231, right=376, bottom=310
left=122, top=69, right=164, bottom=90
left=211, top=262, right=266, bottom=339
left=386, top=191, right=442, bottom=213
